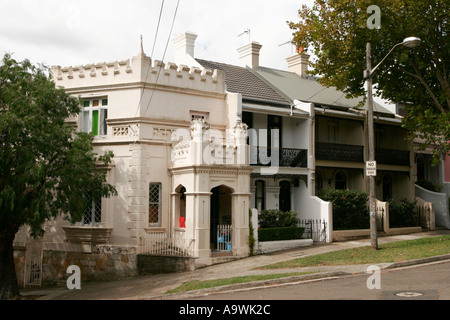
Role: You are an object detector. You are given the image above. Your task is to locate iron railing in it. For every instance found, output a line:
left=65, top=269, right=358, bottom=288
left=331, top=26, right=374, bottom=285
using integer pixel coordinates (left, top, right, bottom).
left=315, top=142, right=364, bottom=163
left=298, top=219, right=328, bottom=243
left=250, top=146, right=308, bottom=168
left=217, top=225, right=232, bottom=252
left=141, top=232, right=194, bottom=257
left=375, top=148, right=410, bottom=166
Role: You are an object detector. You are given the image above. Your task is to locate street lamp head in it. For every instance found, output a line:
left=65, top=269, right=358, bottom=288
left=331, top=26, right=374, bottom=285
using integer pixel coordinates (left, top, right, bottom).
left=402, top=37, right=421, bottom=48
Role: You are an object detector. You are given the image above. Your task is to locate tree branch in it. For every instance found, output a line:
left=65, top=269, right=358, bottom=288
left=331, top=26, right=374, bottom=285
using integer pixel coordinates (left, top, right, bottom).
left=403, top=58, right=446, bottom=114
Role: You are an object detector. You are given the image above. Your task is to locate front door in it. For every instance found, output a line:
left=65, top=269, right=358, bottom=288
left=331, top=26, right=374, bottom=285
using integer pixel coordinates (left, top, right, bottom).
left=279, top=180, right=291, bottom=212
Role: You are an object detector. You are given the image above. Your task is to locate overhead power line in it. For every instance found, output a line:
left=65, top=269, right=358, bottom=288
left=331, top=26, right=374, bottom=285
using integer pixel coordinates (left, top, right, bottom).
left=134, top=0, right=166, bottom=119
left=142, top=0, right=180, bottom=118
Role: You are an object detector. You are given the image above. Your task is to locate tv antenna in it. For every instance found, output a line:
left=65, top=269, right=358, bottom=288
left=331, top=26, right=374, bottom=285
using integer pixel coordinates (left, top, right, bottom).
left=279, top=40, right=295, bottom=54
left=238, top=28, right=251, bottom=42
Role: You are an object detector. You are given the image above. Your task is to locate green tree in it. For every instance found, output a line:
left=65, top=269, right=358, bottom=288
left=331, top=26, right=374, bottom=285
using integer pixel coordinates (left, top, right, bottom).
left=0, top=54, right=117, bottom=300
left=289, top=0, right=449, bottom=162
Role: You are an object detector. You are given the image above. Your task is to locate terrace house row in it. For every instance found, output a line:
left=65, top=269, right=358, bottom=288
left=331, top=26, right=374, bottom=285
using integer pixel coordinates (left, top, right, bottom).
left=176, top=32, right=415, bottom=209
left=13, top=32, right=420, bottom=287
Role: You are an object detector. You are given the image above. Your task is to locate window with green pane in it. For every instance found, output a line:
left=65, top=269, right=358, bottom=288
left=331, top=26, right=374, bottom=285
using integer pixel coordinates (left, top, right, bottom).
left=81, top=98, right=108, bottom=136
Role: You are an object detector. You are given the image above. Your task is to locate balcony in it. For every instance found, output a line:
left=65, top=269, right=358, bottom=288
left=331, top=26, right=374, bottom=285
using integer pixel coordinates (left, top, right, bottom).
left=250, top=146, right=308, bottom=168
left=376, top=148, right=410, bottom=166
left=316, top=142, right=364, bottom=163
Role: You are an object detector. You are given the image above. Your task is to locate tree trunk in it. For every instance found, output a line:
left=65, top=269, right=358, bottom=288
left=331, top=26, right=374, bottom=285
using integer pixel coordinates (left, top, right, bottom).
left=0, top=228, right=20, bottom=300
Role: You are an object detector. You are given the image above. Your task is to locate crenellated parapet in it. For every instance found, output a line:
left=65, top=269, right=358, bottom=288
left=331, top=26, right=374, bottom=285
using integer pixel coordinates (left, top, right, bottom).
left=51, top=53, right=225, bottom=94
left=52, top=60, right=133, bottom=80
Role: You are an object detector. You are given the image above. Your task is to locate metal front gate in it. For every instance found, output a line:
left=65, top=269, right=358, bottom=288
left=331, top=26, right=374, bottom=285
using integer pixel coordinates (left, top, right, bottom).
left=24, top=239, right=43, bottom=287
left=217, top=225, right=232, bottom=252
left=298, top=219, right=328, bottom=243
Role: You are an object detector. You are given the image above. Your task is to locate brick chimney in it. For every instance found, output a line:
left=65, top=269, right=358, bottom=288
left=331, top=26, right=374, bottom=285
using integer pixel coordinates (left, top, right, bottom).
left=286, top=52, right=310, bottom=78
left=237, top=42, right=263, bottom=68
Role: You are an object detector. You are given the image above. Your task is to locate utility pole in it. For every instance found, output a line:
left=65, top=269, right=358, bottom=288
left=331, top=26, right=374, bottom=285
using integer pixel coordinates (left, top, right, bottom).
left=363, top=37, right=420, bottom=250
left=366, top=42, right=378, bottom=250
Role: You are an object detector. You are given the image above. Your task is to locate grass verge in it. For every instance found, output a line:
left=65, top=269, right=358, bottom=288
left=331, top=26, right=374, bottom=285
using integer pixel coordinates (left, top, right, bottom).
left=165, top=272, right=316, bottom=295
left=259, top=235, right=450, bottom=269
left=165, top=235, right=450, bottom=295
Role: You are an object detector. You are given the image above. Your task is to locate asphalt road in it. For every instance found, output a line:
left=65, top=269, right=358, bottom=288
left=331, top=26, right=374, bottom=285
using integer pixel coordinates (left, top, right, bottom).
left=189, top=260, right=450, bottom=300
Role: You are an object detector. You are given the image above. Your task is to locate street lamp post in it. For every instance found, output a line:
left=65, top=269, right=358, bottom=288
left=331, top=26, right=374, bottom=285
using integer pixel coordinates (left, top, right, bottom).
left=364, top=37, right=421, bottom=250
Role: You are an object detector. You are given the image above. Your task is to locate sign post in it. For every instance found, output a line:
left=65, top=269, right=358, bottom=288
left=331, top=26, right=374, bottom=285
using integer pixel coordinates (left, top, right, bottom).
left=366, top=161, right=377, bottom=177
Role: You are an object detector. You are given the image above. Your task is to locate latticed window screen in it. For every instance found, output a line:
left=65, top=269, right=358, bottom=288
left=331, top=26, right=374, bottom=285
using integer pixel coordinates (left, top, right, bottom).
left=82, top=192, right=102, bottom=226
left=149, top=183, right=161, bottom=227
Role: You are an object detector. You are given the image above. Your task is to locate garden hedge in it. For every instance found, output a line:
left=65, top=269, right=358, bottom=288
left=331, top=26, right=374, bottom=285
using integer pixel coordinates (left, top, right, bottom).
left=258, top=227, right=305, bottom=242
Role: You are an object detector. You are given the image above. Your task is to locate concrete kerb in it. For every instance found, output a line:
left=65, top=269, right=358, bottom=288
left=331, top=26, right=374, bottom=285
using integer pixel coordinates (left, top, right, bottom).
left=383, top=253, right=450, bottom=269
left=147, top=271, right=350, bottom=300
left=149, top=254, right=450, bottom=300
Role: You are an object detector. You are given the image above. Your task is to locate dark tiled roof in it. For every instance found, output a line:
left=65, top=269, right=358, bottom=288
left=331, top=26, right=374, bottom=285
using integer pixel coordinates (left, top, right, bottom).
left=196, top=59, right=290, bottom=106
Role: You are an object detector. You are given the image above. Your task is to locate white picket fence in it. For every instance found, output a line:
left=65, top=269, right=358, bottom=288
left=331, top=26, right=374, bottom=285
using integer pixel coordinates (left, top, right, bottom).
left=142, top=232, right=195, bottom=257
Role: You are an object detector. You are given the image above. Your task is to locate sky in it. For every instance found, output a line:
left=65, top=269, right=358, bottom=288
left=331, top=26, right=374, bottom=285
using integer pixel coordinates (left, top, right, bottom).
left=0, top=0, right=395, bottom=111
left=0, top=0, right=315, bottom=70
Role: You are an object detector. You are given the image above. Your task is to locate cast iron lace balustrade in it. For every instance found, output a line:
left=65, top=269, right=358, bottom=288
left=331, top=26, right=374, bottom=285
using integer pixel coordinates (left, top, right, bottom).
left=375, top=148, right=410, bottom=166
left=250, top=146, right=308, bottom=168
left=315, top=142, right=364, bottom=163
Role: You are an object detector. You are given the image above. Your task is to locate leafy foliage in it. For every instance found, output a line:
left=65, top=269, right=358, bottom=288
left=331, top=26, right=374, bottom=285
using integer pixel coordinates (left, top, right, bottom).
left=388, top=198, right=418, bottom=228
left=0, top=54, right=117, bottom=299
left=318, top=189, right=369, bottom=230
left=415, top=179, right=442, bottom=192
left=258, top=210, right=299, bottom=229
left=0, top=53, right=117, bottom=237
left=258, top=227, right=305, bottom=242
left=289, top=0, right=449, bottom=161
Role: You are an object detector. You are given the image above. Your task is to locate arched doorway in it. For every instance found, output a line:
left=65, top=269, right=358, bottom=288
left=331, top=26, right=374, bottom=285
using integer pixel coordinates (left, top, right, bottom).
left=174, top=185, right=186, bottom=228
left=210, top=185, right=233, bottom=251
left=382, top=174, right=393, bottom=201
left=335, top=171, right=347, bottom=190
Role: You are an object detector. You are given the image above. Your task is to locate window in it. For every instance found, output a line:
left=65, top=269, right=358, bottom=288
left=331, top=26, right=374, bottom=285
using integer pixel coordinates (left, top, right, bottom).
left=279, top=181, right=291, bottom=212
left=81, top=98, right=108, bottom=136
left=149, top=183, right=162, bottom=227
left=190, top=111, right=209, bottom=122
left=255, top=180, right=265, bottom=212
left=82, top=192, right=102, bottom=226
left=375, top=127, right=384, bottom=150
left=268, top=115, right=282, bottom=148
left=242, top=111, right=253, bottom=128
left=327, top=119, right=339, bottom=144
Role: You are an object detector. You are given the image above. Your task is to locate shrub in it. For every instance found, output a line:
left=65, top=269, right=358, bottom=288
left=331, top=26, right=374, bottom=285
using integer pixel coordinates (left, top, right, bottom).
left=258, top=227, right=305, bottom=241
left=258, top=210, right=299, bottom=229
left=416, top=179, right=441, bottom=192
left=389, top=199, right=418, bottom=228
left=248, top=209, right=256, bottom=256
left=318, top=189, right=369, bottom=230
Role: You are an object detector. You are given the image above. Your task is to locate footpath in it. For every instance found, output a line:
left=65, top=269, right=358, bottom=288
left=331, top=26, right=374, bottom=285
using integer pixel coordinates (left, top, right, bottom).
left=21, top=229, right=450, bottom=300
